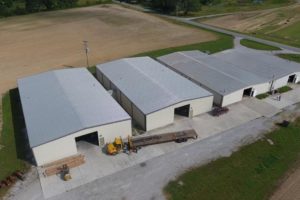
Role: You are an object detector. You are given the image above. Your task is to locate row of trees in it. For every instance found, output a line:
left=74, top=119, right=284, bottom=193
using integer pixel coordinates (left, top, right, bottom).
left=144, top=0, right=288, bottom=15
left=25, top=0, right=77, bottom=12
left=0, top=0, right=79, bottom=16
left=145, top=0, right=214, bottom=15
left=150, top=0, right=199, bottom=15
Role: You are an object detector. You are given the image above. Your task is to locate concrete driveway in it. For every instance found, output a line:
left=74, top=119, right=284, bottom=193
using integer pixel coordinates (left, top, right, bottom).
left=26, top=95, right=284, bottom=199
left=47, top=104, right=300, bottom=200
left=263, top=85, right=300, bottom=109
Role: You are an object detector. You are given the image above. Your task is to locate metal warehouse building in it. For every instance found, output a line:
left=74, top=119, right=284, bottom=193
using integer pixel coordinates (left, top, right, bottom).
left=158, top=51, right=270, bottom=107
left=214, top=48, right=300, bottom=90
left=18, top=68, right=131, bottom=166
left=96, top=57, right=213, bottom=131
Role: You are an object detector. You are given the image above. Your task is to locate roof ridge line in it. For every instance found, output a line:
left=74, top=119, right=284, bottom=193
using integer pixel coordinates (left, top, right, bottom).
left=179, top=52, right=248, bottom=86
left=123, top=58, right=180, bottom=101
left=208, top=54, right=267, bottom=83
left=53, top=70, right=85, bottom=127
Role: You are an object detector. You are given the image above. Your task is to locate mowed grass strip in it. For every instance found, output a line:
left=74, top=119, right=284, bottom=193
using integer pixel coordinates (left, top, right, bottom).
left=0, top=90, right=30, bottom=197
left=164, top=117, right=300, bottom=200
left=277, top=86, right=292, bottom=93
left=267, top=21, right=300, bottom=47
left=256, top=93, right=270, bottom=99
left=250, top=20, right=300, bottom=48
left=277, top=54, right=300, bottom=63
left=240, top=39, right=281, bottom=51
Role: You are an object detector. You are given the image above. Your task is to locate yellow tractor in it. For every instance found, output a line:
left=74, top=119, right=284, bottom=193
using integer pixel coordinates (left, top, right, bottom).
left=106, top=137, right=123, bottom=155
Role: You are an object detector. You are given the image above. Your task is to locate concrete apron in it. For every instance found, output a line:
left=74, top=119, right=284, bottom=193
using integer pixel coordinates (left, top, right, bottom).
left=38, top=86, right=299, bottom=199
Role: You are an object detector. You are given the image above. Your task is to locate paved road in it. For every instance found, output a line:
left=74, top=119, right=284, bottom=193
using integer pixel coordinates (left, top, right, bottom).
left=171, top=17, right=300, bottom=53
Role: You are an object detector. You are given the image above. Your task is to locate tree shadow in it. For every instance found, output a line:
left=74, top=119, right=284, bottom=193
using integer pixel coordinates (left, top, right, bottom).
left=9, top=88, right=36, bottom=165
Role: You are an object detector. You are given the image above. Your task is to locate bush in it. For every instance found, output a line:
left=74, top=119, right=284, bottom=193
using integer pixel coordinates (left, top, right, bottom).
left=277, top=86, right=292, bottom=93
left=256, top=93, right=269, bottom=99
left=149, top=0, right=202, bottom=15
left=14, top=6, right=27, bottom=15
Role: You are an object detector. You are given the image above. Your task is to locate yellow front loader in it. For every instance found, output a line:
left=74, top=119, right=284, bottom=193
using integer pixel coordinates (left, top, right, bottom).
left=106, top=137, right=123, bottom=155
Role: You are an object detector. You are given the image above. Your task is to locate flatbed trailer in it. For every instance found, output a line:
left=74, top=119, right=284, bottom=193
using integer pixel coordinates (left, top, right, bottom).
left=129, top=129, right=198, bottom=150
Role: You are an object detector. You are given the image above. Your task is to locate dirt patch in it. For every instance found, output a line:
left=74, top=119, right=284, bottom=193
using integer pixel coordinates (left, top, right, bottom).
left=0, top=4, right=216, bottom=97
left=270, top=163, right=300, bottom=200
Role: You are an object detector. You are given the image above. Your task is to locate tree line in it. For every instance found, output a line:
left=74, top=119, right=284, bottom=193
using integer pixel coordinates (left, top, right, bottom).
left=146, top=0, right=213, bottom=15
left=25, top=0, right=78, bottom=12
left=0, top=0, right=291, bottom=17
left=0, top=0, right=109, bottom=16
left=142, top=0, right=290, bottom=15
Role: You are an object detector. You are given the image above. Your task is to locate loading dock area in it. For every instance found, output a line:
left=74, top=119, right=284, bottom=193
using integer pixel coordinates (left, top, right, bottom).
left=96, top=57, right=213, bottom=131
left=38, top=97, right=263, bottom=198
left=243, top=87, right=254, bottom=97
left=288, top=74, right=298, bottom=83
left=18, top=68, right=131, bottom=166
left=38, top=83, right=300, bottom=199
left=35, top=83, right=300, bottom=199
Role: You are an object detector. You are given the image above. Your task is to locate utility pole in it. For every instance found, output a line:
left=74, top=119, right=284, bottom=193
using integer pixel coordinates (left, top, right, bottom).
left=83, top=40, right=90, bottom=67
left=270, top=74, right=275, bottom=95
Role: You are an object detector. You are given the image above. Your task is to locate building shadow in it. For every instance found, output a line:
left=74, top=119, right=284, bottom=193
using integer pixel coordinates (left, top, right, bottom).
left=9, top=88, right=36, bottom=165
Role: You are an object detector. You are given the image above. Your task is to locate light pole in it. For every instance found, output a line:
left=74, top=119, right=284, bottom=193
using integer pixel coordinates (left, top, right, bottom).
left=83, top=40, right=90, bottom=67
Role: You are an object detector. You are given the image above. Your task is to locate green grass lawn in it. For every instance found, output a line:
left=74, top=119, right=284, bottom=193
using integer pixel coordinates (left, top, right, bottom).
left=277, top=54, right=300, bottom=63
left=277, top=86, right=292, bottom=93
left=261, top=21, right=300, bottom=48
left=256, top=93, right=270, bottom=99
left=164, top=116, right=300, bottom=200
left=0, top=90, right=31, bottom=197
left=253, top=21, right=300, bottom=48
left=271, top=21, right=300, bottom=43
left=240, top=39, right=281, bottom=51
left=87, top=65, right=96, bottom=75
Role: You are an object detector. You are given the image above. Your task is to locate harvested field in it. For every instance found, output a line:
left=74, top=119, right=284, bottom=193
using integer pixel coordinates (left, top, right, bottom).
left=0, top=4, right=216, bottom=96
left=199, top=4, right=300, bottom=47
left=270, top=164, right=300, bottom=200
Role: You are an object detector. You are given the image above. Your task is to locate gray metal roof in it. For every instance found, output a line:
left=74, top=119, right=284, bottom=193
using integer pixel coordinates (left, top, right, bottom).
left=158, top=51, right=252, bottom=95
left=214, top=48, right=300, bottom=80
left=96, top=57, right=212, bottom=115
left=182, top=51, right=268, bottom=85
left=18, top=68, right=130, bottom=148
